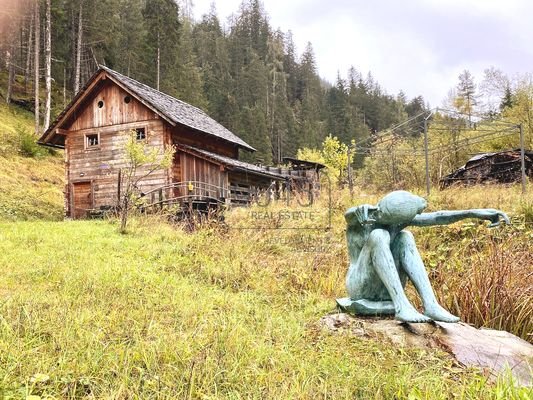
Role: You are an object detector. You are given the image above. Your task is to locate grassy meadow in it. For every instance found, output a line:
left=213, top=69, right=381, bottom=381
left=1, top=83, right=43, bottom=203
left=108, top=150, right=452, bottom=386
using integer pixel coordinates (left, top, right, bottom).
left=0, top=98, right=531, bottom=398
left=0, top=185, right=532, bottom=399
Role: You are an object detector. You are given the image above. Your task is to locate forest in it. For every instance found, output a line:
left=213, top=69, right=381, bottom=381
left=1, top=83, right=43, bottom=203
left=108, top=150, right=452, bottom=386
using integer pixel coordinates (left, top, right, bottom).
left=1, top=0, right=430, bottom=164
left=0, top=0, right=531, bottom=176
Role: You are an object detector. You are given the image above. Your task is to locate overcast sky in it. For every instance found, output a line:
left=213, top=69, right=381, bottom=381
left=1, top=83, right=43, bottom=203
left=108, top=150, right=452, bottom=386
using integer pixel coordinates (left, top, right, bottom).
left=190, top=0, right=532, bottom=107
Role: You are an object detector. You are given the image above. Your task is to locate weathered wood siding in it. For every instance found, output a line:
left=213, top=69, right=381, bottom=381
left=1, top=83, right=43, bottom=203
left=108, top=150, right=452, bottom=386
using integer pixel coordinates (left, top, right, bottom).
left=65, top=85, right=169, bottom=217
left=171, top=151, right=181, bottom=183
left=179, top=152, right=229, bottom=198
left=228, top=171, right=274, bottom=205
left=68, top=81, right=159, bottom=131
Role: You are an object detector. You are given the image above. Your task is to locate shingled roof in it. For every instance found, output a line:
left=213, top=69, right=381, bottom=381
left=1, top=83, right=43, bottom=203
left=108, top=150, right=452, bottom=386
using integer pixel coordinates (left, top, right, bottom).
left=179, top=145, right=286, bottom=180
left=38, top=66, right=255, bottom=151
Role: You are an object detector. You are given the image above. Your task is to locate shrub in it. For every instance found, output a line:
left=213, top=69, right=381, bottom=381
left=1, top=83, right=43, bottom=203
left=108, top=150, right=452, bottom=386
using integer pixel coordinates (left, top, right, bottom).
left=17, top=126, right=50, bottom=158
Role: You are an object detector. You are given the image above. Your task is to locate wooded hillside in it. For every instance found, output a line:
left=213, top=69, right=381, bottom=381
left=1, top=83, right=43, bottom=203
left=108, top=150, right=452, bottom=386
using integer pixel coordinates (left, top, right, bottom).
left=1, top=0, right=530, bottom=171
left=0, top=0, right=429, bottom=164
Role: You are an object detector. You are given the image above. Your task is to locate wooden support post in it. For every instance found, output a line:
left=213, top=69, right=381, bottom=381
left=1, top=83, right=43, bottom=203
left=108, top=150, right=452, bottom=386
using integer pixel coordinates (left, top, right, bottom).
left=424, top=119, right=431, bottom=196
left=117, top=169, right=121, bottom=207
left=519, top=124, right=527, bottom=194
left=347, top=147, right=353, bottom=198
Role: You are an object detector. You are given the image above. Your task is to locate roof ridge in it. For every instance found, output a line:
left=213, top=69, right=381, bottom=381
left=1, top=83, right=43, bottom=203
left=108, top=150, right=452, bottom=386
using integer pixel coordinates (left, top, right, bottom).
left=100, top=65, right=211, bottom=118
left=96, top=65, right=255, bottom=152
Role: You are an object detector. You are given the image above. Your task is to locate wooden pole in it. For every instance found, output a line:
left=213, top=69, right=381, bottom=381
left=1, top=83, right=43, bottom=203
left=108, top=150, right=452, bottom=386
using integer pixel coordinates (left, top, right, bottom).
left=347, top=147, right=353, bottom=198
left=424, top=119, right=431, bottom=196
left=519, top=124, right=527, bottom=194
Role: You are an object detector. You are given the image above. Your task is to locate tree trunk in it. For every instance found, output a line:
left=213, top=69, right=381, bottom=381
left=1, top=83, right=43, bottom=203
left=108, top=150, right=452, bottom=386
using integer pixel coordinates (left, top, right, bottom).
left=63, top=66, right=66, bottom=108
left=119, top=171, right=133, bottom=234
left=6, top=49, right=14, bottom=104
left=156, top=31, right=160, bottom=91
left=34, top=0, right=40, bottom=136
left=74, top=1, right=83, bottom=94
left=43, top=0, right=52, bottom=130
left=25, top=12, right=34, bottom=93
left=120, top=195, right=129, bottom=234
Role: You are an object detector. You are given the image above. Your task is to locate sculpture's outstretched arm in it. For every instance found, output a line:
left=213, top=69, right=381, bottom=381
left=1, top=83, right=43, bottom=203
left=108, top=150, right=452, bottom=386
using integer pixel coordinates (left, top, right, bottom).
left=411, top=209, right=510, bottom=227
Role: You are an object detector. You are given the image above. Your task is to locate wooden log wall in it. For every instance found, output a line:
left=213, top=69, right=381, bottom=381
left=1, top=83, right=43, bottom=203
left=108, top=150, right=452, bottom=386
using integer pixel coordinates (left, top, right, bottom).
left=228, top=171, right=275, bottom=205
left=64, top=83, right=170, bottom=217
left=66, top=120, right=168, bottom=215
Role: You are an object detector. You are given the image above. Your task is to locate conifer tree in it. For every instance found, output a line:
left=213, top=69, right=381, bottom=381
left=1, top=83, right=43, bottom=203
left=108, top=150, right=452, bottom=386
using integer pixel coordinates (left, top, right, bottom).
left=455, top=69, right=479, bottom=124
left=142, top=0, right=180, bottom=93
left=193, top=8, right=233, bottom=125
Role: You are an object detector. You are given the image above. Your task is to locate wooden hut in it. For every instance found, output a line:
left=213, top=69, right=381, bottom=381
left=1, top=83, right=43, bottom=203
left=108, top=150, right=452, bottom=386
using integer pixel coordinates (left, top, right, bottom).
left=440, top=149, right=533, bottom=188
left=38, top=66, right=285, bottom=218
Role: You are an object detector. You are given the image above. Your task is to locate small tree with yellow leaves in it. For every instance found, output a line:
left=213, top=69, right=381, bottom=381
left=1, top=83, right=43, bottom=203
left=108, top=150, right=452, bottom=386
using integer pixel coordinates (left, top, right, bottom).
left=119, top=129, right=175, bottom=233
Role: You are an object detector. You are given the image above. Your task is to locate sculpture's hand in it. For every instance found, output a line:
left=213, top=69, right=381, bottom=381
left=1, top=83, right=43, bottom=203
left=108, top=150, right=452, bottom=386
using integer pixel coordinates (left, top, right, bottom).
left=345, top=204, right=378, bottom=226
left=354, top=204, right=379, bottom=225
left=476, top=209, right=511, bottom=227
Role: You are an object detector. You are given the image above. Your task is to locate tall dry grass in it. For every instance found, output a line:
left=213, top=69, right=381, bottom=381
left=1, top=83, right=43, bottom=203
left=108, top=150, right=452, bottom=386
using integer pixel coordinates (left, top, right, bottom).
left=424, top=226, right=532, bottom=340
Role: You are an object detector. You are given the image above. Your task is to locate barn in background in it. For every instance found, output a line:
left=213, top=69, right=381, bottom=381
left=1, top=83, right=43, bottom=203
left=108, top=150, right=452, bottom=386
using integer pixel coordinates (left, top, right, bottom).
left=440, top=149, right=533, bottom=188
left=38, top=66, right=314, bottom=218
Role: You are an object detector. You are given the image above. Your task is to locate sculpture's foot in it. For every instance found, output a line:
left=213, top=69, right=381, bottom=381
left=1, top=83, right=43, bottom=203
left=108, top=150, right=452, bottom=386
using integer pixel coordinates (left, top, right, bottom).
left=395, top=305, right=432, bottom=323
left=423, top=303, right=460, bottom=323
left=336, top=298, right=395, bottom=316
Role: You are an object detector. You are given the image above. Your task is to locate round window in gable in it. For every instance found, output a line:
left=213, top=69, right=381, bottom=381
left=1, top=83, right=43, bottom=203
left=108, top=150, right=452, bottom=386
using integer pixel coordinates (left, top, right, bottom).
left=124, top=96, right=131, bottom=104
left=97, top=100, right=104, bottom=108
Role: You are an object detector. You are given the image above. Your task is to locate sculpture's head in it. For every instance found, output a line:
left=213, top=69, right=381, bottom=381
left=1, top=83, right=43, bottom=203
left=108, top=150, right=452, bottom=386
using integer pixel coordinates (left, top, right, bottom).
left=375, top=191, right=427, bottom=225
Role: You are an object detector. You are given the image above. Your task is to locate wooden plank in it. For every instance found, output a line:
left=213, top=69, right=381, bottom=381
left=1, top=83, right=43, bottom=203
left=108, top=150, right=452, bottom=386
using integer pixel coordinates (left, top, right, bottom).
left=230, top=185, right=251, bottom=193
left=68, top=119, right=163, bottom=136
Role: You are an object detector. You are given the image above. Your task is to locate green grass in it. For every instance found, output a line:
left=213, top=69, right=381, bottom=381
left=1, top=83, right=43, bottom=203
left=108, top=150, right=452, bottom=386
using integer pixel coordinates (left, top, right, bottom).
left=0, top=218, right=530, bottom=399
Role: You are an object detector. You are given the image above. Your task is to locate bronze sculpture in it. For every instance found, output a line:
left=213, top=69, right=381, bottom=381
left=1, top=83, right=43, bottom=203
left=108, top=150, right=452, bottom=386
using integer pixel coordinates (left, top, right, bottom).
left=337, top=191, right=509, bottom=323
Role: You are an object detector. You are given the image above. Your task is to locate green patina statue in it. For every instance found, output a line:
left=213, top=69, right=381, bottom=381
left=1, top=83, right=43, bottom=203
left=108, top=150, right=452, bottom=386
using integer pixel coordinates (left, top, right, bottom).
left=337, top=191, right=509, bottom=323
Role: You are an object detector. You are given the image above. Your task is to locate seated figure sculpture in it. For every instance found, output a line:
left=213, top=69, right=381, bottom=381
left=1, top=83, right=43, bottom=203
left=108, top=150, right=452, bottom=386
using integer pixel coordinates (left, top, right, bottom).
left=337, top=191, right=509, bottom=323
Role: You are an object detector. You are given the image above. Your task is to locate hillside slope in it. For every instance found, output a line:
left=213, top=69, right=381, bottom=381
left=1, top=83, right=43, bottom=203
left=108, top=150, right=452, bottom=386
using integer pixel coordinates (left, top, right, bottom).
left=0, top=100, right=64, bottom=220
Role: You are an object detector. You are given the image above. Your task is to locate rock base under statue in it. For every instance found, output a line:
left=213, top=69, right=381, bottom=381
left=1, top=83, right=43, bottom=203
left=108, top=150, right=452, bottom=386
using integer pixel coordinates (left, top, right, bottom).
left=319, top=313, right=533, bottom=386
